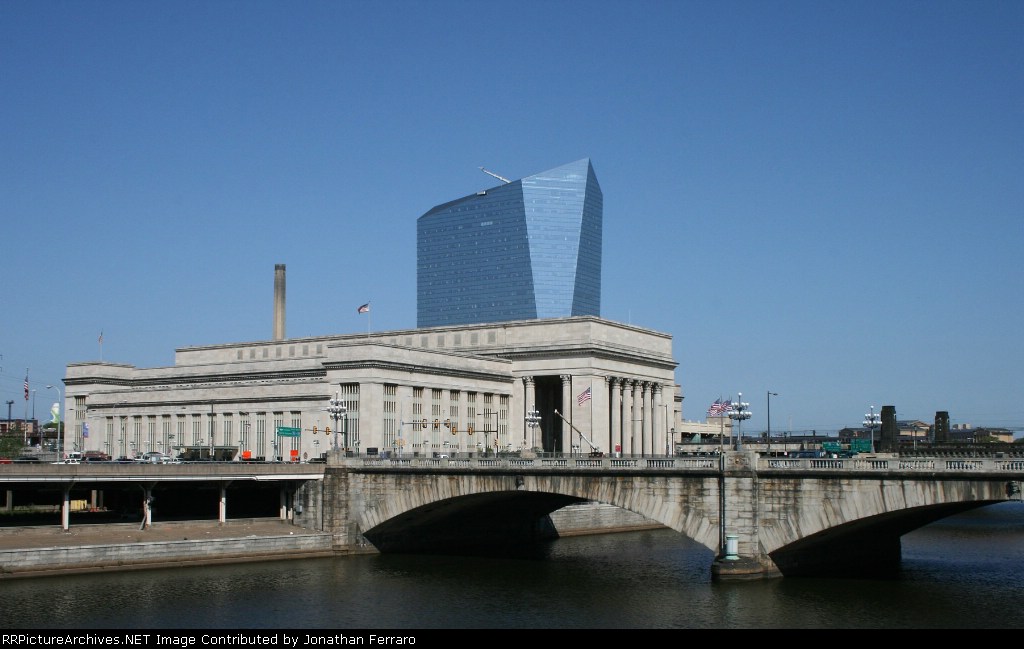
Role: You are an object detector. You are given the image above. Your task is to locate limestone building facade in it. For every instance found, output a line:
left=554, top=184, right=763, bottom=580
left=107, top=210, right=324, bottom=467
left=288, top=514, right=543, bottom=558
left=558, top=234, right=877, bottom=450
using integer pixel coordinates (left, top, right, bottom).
left=64, top=316, right=681, bottom=461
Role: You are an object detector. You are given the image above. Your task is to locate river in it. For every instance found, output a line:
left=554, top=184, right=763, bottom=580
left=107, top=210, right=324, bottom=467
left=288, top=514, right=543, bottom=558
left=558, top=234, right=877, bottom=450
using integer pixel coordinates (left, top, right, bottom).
left=2, top=501, right=1022, bottom=629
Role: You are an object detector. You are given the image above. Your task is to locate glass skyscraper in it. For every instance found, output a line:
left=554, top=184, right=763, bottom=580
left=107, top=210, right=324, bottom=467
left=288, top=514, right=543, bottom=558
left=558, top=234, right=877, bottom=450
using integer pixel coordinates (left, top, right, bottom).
left=417, top=158, right=603, bottom=328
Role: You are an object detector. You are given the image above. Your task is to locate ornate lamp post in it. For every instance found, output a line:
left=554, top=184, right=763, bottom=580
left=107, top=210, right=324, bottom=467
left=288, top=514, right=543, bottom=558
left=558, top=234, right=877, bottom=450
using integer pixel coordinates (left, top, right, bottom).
left=525, top=408, right=541, bottom=451
left=728, top=393, right=751, bottom=451
left=327, top=392, right=347, bottom=453
left=863, top=405, right=881, bottom=454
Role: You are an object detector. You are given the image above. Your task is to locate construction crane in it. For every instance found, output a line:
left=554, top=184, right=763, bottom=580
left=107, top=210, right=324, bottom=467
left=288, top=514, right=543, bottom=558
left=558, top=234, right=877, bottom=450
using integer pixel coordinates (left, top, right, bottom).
left=553, top=409, right=603, bottom=456
left=479, top=167, right=511, bottom=184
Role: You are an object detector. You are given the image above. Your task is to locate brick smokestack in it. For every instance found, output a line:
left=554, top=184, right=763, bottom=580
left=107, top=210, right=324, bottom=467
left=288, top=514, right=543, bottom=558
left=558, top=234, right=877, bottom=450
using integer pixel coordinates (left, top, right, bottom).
left=273, top=264, right=286, bottom=341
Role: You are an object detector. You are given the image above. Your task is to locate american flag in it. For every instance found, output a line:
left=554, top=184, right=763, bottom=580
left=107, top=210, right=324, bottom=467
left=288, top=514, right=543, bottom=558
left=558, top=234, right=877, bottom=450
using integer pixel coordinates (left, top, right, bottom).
left=577, top=387, right=592, bottom=406
left=707, top=399, right=731, bottom=416
left=357, top=303, right=370, bottom=314
left=24, top=374, right=29, bottom=401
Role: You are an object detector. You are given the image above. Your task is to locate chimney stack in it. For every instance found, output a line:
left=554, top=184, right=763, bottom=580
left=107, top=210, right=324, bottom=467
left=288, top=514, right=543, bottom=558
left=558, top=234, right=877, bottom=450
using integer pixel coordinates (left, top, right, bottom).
left=273, top=264, right=286, bottom=341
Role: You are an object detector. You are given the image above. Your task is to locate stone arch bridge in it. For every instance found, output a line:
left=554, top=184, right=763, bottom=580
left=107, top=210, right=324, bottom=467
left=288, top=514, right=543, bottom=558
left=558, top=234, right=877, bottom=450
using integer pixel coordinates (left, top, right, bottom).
left=301, top=450, right=1024, bottom=580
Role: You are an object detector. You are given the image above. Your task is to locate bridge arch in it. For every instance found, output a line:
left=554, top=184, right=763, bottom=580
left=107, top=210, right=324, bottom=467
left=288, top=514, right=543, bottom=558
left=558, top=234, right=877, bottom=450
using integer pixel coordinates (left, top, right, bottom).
left=341, top=471, right=721, bottom=556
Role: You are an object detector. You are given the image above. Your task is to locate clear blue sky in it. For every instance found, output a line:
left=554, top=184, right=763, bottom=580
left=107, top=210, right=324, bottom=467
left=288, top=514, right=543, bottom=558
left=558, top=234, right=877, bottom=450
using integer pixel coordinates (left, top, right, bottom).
left=2, top=1, right=1021, bottom=435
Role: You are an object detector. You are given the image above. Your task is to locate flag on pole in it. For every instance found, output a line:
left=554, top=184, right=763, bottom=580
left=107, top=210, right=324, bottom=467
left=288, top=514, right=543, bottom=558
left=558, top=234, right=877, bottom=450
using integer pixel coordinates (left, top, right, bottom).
left=707, top=399, right=731, bottom=416
left=577, top=387, right=591, bottom=406
left=357, top=303, right=370, bottom=314
left=24, top=374, right=29, bottom=400
left=98, top=331, right=103, bottom=344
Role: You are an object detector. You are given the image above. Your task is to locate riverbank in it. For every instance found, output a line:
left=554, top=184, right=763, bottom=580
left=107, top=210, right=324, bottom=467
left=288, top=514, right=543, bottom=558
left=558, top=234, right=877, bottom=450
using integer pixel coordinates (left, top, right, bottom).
left=0, top=503, right=662, bottom=579
left=0, top=518, right=335, bottom=579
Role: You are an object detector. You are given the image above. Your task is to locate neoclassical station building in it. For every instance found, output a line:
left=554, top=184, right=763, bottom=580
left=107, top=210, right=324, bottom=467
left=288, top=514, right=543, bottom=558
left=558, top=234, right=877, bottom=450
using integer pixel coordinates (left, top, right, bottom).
left=61, top=160, right=686, bottom=461
left=64, top=315, right=681, bottom=461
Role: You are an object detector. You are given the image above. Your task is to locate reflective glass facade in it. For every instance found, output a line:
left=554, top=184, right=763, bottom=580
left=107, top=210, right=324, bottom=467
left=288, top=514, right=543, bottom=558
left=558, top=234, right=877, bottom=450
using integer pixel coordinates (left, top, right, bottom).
left=417, top=159, right=602, bottom=328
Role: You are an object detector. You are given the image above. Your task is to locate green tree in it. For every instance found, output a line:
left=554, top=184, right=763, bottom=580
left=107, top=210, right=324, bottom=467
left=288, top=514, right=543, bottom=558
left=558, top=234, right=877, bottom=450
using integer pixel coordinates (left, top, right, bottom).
left=0, top=424, right=26, bottom=458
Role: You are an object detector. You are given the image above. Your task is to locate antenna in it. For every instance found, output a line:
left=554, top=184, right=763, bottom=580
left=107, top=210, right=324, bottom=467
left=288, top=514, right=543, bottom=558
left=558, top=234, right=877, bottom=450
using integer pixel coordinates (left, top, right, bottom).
left=479, top=167, right=511, bottom=184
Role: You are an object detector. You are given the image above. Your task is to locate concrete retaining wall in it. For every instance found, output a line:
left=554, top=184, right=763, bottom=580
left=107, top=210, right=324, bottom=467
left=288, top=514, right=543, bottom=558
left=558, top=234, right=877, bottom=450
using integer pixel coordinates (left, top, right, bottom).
left=0, top=532, right=334, bottom=579
left=549, top=502, right=663, bottom=536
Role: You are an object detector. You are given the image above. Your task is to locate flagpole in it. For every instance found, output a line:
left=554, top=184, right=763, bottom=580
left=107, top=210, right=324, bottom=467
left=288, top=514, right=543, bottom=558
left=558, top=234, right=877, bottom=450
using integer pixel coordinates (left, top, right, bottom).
left=99, top=331, right=104, bottom=362
left=719, top=395, right=724, bottom=455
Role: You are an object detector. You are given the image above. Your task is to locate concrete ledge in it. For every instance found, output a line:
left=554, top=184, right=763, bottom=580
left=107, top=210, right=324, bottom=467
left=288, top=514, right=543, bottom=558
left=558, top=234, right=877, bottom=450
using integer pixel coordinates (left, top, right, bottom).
left=711, top=556, right=780, bottom=581
left=0, top=533, right=335, bottom=579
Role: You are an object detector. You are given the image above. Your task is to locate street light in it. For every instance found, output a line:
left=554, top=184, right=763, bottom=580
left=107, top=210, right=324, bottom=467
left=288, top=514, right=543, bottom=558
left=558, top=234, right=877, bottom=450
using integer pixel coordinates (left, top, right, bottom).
left=728, top=393, right=751, bottom=451
left=119, top=415, right=128, bottom=459
left=864, top=406, right=881, bottom=454
left=767, top=391, right=778, bottom=455
left=238, top=412, right=249, bottom=459
left=46, top=385, right=62, bottom=458
left=327, top=392, right=347, bottom=453
left=525, top=409, right=541, bottom=451
left=479, top=410, right=498, bottom=457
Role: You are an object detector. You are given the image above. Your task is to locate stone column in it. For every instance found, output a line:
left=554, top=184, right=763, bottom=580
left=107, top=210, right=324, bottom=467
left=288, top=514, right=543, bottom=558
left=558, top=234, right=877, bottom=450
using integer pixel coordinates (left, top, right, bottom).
left=653, top=384, right=664, bottom=455
left=522, top=377, right=535, bottom=450
left=609, top=377, right=621, bottom=455
left=560, top=375, right=572, bottom=454
left=625, top=380, right=637, bottom=455
left=641, top=382, right=652, bottom=456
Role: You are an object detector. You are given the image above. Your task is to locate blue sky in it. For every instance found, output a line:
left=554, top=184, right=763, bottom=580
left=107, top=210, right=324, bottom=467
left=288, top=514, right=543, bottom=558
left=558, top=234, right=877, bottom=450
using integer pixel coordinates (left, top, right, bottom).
left=2, top=1, right=1021, bottom=435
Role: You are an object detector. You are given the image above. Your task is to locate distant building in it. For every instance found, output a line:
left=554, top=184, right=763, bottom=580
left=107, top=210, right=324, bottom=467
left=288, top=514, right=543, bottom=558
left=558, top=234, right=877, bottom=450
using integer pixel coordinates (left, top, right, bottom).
left=417, top=159, right=602, bottom=328
left=0, top=418, right=40, bottom=441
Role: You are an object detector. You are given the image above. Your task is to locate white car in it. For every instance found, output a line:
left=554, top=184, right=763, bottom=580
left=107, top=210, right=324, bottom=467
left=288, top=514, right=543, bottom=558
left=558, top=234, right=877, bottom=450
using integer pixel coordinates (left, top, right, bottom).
left=140, top=452, right=176, bottom=464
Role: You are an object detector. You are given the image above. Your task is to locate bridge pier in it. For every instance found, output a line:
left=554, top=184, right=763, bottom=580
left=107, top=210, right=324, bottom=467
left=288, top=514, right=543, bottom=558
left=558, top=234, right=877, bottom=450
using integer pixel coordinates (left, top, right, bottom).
left=711, top=450, right=781, bottom=581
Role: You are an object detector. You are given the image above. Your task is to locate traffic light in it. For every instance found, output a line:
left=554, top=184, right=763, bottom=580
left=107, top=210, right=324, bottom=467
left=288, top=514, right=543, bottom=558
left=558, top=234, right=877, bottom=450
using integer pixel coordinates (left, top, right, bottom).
left=325, top=426, right=331, bottom=435
left=313, top=426, right=318, bottom=434
left=468, top=424, right=474, bottom=435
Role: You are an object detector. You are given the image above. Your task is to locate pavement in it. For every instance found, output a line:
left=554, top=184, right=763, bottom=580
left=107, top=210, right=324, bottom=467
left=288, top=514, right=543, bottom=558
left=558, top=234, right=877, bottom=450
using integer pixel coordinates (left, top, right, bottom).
left=0, top=518, right=325, bottom=551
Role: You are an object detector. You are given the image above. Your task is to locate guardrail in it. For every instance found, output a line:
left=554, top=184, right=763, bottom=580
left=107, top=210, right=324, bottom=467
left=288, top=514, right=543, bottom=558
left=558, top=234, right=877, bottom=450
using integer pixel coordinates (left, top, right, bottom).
left=339, top=453, right=1024, bottom=475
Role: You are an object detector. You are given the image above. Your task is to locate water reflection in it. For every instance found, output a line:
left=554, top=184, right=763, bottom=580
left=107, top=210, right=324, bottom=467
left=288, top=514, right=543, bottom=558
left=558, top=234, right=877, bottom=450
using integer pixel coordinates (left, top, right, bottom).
left=2, top=502, right=1022, bottom=629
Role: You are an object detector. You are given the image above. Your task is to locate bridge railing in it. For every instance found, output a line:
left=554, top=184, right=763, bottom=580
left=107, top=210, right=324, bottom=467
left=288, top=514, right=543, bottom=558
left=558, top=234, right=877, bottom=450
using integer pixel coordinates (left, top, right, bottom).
left=340, top=453, right=1024, bottom=475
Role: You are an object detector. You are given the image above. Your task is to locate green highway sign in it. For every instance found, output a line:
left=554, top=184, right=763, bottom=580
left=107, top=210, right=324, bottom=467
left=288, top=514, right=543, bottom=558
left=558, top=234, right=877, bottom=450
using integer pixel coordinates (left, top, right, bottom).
left=276, top=426, right=301, bottom=437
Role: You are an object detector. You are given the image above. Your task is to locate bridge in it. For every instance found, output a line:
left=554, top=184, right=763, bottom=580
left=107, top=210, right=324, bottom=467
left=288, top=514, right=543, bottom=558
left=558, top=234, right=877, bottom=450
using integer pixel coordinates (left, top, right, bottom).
left=3, top=451, right=1023, bottom=580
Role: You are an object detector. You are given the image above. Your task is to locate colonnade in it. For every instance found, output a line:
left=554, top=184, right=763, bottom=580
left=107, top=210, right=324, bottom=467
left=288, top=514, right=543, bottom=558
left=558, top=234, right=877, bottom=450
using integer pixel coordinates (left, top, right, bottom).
left=521, top=375, right=672, bottom=456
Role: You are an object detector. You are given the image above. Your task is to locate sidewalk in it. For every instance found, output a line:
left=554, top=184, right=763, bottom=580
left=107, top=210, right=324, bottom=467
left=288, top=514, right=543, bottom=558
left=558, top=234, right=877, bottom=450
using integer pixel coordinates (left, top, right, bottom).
left=0, top=518, right=323, bottom=551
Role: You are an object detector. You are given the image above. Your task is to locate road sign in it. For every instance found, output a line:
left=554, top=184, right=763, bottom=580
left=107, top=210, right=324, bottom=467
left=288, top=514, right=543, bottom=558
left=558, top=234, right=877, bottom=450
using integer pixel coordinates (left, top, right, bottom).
left=276, top=426, right=301, bottom=437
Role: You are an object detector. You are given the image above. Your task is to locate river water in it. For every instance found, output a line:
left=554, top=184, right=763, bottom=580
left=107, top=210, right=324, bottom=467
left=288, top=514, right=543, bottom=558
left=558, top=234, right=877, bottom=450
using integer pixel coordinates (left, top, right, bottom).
left=2, top=502, right=1022, bottom=629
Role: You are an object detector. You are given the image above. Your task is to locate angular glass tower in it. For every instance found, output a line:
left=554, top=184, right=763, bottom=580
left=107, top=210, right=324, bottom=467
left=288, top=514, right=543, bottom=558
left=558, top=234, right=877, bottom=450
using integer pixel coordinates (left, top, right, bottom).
left=417, top=159, right=602, bottom=328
